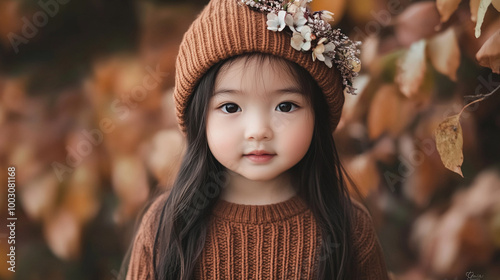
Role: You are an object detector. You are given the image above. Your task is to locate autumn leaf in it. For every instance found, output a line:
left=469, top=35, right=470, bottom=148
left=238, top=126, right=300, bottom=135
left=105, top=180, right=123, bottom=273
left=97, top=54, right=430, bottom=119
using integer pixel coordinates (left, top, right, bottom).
left=309, top=0, right=346, bottom=23
left=475, top=0, right=492, bottom=38
left=43, top=209, right=82, bottom=261
left=470, top=0, right=481, bottom=21
left=63, top=164, right=100, bottom=225
left=435, top=115, right=464, bottom=177
left=112, top=155, right=150, bottom=223
left=146, top=129, right=185, bottom=188
left=427, top=28, right=461, bottom=81
left=492, top=0, right=500, bottom=11
left=396, top=40, right=427, bottom=98
left=345, top=153, right=380, bottom=198
left=436, top=0, right=461, bottom=22
left=20, top=171, right=59, bottom=221
left=476, top=29, right=500, bottom=74
left=434, top=88, right=498, bottom=177
left=367, top=84, right=415, bottom=139
left=395, top=2, right=441, bottom=47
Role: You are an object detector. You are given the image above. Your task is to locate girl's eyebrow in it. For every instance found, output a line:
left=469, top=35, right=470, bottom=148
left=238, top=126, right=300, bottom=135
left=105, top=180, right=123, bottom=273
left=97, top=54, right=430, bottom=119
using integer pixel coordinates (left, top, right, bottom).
left=213, top=87, right=303, bottom=96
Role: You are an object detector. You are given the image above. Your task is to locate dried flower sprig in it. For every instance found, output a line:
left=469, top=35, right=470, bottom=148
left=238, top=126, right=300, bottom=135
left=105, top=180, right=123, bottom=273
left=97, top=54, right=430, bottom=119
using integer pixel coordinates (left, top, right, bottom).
left=239, top=0, right=361, bottom=94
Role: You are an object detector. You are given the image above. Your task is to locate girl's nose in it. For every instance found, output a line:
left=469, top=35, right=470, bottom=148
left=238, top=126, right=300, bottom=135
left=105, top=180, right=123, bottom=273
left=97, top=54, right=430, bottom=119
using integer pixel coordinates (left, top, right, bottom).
left=245, top=112, right=273, bottom=141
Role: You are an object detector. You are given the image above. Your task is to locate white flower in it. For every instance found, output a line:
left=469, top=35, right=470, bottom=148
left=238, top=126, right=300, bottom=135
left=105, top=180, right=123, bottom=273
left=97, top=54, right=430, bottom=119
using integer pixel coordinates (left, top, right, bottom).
left=293, top=0, right=308, bottom=8
left=291, top=32, right=305, bottom=51
left=287, top=2, right=299, bottom=14
left=324, top=56, right=333, bottom=68
left=321, top=11, right=334, bottom=23
left=293, top=10, right=308, bottom=28
left=312, top=38, right=335, bottom=61
left=285, top=10, right=307, bottom=32
left=291, top=25, right=313, bottom=51
left=312, top=38, right=335, bottom=68
left=267, top=10, right=287, bottom=32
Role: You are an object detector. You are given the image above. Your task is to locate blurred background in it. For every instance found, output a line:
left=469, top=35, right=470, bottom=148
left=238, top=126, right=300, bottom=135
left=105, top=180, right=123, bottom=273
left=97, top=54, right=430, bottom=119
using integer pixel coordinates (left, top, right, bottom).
left=0, top=0, right=499, bottom=279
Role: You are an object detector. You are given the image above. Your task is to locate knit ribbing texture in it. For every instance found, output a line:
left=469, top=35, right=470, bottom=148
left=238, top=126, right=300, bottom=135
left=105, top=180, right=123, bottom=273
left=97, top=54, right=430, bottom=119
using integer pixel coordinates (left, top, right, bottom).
left=194, top=195, right=321, bottom=279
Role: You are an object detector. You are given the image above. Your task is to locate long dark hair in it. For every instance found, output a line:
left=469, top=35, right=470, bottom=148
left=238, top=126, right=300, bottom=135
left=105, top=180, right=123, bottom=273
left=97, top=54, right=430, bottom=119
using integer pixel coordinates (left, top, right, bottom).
left=123, top=53, right=357, bottom=279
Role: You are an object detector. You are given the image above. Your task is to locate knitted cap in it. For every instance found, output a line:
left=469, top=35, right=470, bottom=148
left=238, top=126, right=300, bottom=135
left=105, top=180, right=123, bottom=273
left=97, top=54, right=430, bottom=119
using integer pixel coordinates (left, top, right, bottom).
left=174, top=0, right=345, bottom=134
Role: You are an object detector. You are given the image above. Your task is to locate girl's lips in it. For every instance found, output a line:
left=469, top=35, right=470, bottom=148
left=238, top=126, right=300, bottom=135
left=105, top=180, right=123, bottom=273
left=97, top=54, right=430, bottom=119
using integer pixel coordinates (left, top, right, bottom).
left=244, top=154, right=275, bottom=163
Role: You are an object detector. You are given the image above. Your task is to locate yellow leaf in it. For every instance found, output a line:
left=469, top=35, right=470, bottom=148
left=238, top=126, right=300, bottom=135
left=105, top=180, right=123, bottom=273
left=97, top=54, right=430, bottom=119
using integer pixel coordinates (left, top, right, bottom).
left=476, top=30, right=500, bottom=74
left=492, top=0, right=500, bottom=11
left=470, top=0, right=480, bottom=22
left=428, top=28, right=461, bottom=81
left=396, top=40, right=427, bottom=98
left=436, top=0, right=461, bottom=22
left=310, top=0, right=346, bottom=23
left=435, top=115, right=464, bottom=177
left=345, top=153, right=380, bottom=198
left=475, top=0, right=492, bottom=38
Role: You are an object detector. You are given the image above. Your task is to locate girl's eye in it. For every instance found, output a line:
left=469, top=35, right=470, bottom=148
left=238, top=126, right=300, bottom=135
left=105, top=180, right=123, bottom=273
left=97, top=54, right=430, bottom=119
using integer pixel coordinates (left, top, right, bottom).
left=276, top=102, right=298, bottom=112
left=220, top=103, right=241, bottom=113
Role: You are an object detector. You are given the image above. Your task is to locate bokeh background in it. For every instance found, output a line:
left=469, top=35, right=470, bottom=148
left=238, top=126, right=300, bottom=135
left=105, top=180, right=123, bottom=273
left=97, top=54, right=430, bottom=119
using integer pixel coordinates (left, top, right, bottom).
left=0, top=0, right=499, bottom=279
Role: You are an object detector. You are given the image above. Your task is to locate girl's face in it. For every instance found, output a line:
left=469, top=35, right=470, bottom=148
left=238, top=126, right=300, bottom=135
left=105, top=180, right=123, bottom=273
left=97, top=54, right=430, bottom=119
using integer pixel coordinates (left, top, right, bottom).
left=206, top=56, right=314, bottom=182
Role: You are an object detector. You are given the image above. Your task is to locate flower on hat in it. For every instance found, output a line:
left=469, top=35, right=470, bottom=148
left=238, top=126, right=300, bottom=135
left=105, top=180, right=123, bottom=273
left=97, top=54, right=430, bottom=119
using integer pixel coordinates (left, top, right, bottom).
left=312, top=37, right=335, bottom=68
left=241, top=0, right=361, bottom=94
left=291, top=25, right=313, bottom=51
left=320, top=10, right=334, bottom=23
left=285, top=8, right=307, bottom=32
left=267, top=10, right=287, bottom=31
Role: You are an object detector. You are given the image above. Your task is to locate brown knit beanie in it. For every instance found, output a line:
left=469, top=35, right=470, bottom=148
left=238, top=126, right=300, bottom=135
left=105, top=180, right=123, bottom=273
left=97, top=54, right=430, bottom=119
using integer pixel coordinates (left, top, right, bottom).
left=174, top=0, right=348, bottom=134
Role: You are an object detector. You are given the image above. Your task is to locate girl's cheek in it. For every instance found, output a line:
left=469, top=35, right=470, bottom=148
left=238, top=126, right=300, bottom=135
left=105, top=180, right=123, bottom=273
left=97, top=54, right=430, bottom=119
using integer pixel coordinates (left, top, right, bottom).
left=207, top=117, right=237, bottom=148
left=280, top=113, right=314, bottom=151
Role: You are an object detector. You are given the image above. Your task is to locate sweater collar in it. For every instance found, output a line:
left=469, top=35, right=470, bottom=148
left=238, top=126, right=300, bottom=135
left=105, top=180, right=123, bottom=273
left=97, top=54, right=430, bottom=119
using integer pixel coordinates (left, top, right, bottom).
left=211, top=194, right=308, bottom=224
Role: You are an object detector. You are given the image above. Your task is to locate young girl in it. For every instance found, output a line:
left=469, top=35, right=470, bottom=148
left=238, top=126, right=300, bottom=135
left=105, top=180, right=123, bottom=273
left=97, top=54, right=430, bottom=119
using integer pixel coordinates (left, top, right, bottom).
left=123, top=0, right=389, bottom=279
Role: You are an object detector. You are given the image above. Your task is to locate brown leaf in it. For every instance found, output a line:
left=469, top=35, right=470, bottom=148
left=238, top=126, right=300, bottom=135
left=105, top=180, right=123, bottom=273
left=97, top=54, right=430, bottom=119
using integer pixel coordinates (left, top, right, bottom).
left=20, top=172, right=59, bottom=221
left=309, top=0, right=347, bottom=23
left=0, top=1, right=22, bottom=47
left=345, top=153, right=380, bottom=199
left=360, top=36, right=380, bottom=75
left=435, top=115, right=464, bottom=177
left=399, top=133, right=450, bottom=207
left=111, top=155, right=150, bottom=223
left=476, top=30, right=500, bottom=74
left=395, top=2, right=441, bottom=47
left=43, top=209, right=82, bottom=261
left=346, top=0, right=377, bottom=23
left=475, top=0, right=492, bottom=38
left=492, top=0, right=500, bottom=11
left=436, top=0, right=462, bottom=22
left=491, top=211, right=500, bottom=247
left=62, top=163, right=100, bottom=225
left=396, top=40, right=427, bottom=98
left=427, top=28, right=461, bottom=81
left=367, top=84, right=407, bottom=139
left=470, top=0, right=481, bottom=21
left=146, top=129, right=185, bottom=188
left=1, top=77, right=27, bottom=114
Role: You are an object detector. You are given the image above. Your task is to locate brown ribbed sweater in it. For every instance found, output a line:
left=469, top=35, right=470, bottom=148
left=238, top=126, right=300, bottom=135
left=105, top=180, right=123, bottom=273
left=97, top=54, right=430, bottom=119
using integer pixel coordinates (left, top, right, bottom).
left=126, top=193, right=389, bottom=279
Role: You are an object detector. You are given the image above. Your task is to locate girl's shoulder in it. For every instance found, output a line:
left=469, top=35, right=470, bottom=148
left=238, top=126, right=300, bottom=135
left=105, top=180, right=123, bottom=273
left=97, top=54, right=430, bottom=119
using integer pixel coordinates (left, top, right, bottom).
left=350, top=199, right=374, bottom=223
left=350, top=198, right=378, bottom=246
left=126, top=189, right=172, bottom=280
left=350, top=199, right=389, bottom=279
left=134, top=189, right=172, bottom=243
